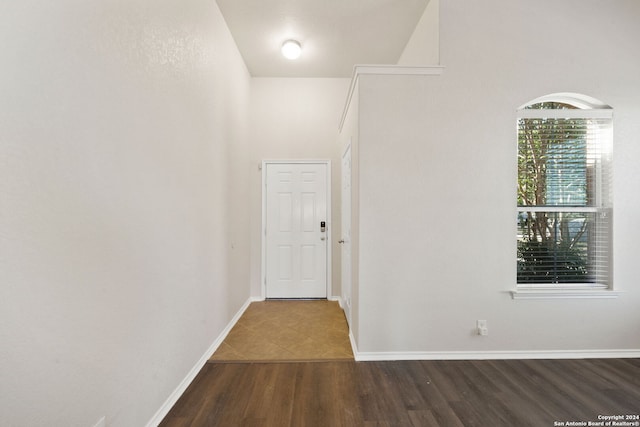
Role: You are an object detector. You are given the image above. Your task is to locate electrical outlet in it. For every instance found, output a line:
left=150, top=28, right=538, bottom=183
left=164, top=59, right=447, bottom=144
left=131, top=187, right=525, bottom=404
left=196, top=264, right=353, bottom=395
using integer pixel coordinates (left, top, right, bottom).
left=477, top=320, right=488, bottom=336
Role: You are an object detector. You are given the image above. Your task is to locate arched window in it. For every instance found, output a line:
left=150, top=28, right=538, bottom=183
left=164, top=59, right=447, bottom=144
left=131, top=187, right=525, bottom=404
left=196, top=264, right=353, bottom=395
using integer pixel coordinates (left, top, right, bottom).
left=516, top=93, right=612, bottom=288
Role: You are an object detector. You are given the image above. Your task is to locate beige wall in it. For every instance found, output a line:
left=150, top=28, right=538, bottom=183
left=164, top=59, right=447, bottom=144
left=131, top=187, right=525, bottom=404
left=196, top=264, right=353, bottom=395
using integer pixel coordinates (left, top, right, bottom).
left=0, top=1, right=251, bottom=426
left=349, top=0, right=640, bottom=355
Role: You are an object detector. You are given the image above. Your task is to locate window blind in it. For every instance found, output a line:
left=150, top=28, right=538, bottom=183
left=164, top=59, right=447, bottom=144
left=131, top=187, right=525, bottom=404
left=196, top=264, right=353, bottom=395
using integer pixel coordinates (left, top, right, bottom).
left=516, top=110, right=612, bottom=286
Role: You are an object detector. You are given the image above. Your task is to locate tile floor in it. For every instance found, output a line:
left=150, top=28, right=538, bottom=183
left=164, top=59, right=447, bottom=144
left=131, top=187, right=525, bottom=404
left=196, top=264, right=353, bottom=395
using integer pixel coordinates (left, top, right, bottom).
left=210, top=300, right=354, bottom=362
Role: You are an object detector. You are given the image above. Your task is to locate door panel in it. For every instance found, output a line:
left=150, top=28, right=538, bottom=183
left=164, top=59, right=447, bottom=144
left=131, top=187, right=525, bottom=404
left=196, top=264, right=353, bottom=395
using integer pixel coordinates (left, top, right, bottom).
left=265, top=163, right=328, bottom=298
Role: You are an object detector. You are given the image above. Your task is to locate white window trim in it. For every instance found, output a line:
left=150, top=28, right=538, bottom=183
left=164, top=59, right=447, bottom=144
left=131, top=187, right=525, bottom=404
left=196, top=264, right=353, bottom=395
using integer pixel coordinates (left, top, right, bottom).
left=510, top=287, right=620, bottom=300
left=511, top=277, right=620, bottom=300
left=513, top=94, right=615, bottom=300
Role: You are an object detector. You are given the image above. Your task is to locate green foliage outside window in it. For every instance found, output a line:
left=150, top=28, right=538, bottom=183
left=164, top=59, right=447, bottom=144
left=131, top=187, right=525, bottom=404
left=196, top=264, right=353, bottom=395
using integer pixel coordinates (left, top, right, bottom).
left=517, top=102, right=594, bottom=283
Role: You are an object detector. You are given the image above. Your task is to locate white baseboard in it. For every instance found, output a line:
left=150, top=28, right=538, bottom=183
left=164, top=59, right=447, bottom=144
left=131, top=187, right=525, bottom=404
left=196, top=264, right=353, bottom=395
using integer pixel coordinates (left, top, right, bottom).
left=328, top=295, right=342, bottom=306
left=354, top=349, right=640, bottom=361
left=327, top=297, right=640, bottom=362
left=147, top=296, right=640, bottom=426
left=329, top=296, right=359, bottom=358
left=348, top=330, right=358, bottom=358
left=146, top=297, right=254, bottom=427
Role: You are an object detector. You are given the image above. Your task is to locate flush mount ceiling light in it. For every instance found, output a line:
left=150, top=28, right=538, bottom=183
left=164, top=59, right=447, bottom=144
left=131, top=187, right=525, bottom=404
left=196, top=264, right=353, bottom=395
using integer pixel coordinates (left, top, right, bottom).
left=281, top=40, right=302, bottom=60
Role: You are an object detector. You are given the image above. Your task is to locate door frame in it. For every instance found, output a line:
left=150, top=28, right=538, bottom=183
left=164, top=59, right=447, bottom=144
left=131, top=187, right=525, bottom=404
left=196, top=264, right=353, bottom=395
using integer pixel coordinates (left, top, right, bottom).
left=261, top=160, right=332, bottom=300
left=340, top=144, right=352, bottom=325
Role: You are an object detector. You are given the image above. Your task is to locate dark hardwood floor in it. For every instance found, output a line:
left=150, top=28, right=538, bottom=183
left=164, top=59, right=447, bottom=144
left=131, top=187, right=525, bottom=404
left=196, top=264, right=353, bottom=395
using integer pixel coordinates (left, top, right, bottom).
left=159, top=358, right=640, bottom=426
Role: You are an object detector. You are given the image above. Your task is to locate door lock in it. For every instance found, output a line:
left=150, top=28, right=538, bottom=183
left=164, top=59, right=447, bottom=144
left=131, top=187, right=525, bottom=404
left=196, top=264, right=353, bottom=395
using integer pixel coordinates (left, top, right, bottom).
left=320, top=221, right=326, bottom=232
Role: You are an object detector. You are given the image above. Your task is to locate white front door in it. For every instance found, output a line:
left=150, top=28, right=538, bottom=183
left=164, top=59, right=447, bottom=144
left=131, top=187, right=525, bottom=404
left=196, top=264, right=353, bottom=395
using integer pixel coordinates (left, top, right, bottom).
left=341, top=146, right=352, bottom=324
left=264, top=162, right=329, bottom=299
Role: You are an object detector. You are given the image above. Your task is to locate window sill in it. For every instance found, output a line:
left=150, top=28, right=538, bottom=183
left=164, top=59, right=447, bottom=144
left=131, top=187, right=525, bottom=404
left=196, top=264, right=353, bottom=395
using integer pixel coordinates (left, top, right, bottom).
left=510, top=287, right=620, bottom=300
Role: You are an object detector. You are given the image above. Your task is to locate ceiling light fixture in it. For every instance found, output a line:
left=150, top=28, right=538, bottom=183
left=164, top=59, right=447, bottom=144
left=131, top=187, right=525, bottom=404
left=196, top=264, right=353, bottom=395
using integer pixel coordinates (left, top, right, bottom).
left=281, top=40, right=302, bottom=60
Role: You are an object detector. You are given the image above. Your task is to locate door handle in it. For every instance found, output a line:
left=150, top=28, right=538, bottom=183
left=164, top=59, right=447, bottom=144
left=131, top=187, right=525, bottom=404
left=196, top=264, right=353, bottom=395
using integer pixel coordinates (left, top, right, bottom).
left=338, top=239, right=345, bottom=244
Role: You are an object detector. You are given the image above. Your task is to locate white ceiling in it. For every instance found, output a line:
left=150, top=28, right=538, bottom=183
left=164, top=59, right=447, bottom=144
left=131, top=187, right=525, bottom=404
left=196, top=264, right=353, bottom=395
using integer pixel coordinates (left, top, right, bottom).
left=216, top=0, right=430, bottom=78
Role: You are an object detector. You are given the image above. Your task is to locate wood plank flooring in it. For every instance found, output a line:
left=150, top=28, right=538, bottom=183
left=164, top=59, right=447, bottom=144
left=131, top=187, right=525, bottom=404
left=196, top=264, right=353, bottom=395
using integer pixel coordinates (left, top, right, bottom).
left=159, top=358, right=640, bottom=426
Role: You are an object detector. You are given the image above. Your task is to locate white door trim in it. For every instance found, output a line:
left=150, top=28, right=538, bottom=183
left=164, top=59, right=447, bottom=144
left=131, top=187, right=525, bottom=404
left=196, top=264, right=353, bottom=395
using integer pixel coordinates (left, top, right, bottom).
left=261, top=160, right=332, bottom=299
left=340, top=144, right=352, bottom=325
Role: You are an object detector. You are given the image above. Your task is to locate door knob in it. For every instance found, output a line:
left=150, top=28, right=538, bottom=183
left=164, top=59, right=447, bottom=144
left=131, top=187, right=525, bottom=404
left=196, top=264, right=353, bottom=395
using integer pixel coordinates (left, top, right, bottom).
left=338, top=239, right=345, bottom=244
